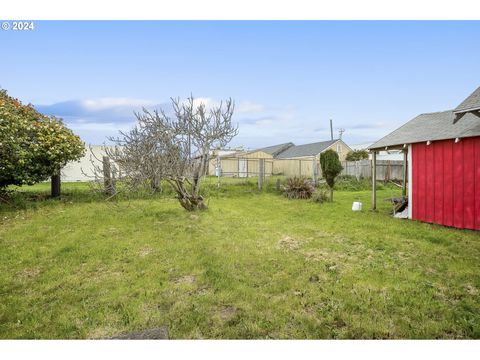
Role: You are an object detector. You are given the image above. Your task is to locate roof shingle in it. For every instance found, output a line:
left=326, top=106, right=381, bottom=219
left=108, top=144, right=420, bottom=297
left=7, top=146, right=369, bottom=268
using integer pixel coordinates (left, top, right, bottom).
left=455, top=86, right=480, bottom=113
left=369, top=110, right=480, bottom=150
left=255, top=142, right=295, bottom=157
left=276, top=139, right=339, bottom=159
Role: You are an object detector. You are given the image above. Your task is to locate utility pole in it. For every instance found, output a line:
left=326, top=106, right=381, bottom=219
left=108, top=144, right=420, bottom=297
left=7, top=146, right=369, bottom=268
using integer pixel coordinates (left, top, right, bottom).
left=330, top=119, right=333, bottom=140
left=338, top=128, right=345, bottom=140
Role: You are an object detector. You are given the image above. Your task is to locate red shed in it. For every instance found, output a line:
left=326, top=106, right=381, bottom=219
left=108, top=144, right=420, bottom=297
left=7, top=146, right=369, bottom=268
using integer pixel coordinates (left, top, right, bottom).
left=370, top=87, right=480, bottom=231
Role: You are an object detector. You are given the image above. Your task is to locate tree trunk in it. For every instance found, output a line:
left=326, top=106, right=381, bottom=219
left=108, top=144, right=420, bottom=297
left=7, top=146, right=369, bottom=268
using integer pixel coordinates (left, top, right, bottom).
left=150, top=176, right=160, bottom=193
left=329, top=187, right=333, bottom=202
left=177, top=194, right=207, bottom=211
left=167, top=178, right=207, bottom=211
left=51, top=173, right=61, bottom=198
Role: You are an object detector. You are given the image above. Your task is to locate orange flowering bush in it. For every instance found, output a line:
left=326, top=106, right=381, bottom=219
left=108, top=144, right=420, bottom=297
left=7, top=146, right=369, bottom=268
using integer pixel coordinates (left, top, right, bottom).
left=0, top=89, right=85, bottom=189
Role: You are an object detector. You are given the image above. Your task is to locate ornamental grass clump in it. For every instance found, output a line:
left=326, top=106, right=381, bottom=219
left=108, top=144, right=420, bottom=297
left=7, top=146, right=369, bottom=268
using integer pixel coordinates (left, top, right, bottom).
left=282, top=176, right=315, bottom=199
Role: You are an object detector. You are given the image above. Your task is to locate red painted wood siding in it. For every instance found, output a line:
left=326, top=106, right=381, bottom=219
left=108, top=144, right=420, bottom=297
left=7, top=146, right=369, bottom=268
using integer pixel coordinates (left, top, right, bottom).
left=411, top=136, right=480, bottom=231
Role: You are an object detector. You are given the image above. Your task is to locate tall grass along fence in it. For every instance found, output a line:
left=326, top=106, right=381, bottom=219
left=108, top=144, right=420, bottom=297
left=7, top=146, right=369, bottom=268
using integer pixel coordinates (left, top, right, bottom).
left=209, top=157, right=404, bottom=181
left=93, top=156, right=404, bottom=195
left=341, top=159, right=404, bottom=181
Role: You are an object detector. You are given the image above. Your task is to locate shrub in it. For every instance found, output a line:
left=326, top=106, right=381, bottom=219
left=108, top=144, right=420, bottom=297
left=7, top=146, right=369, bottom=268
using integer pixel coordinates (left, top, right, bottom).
left=345, top=149, right=369, bottom=161
left=0, top=89, right=85, bottom=190
left=282, top=177, right=315, bottom=199
left=311, top=188, right=329, bottom=203
left=320, top=149, right=343, bottom=201
left=334, top=175, right=385, bottom=191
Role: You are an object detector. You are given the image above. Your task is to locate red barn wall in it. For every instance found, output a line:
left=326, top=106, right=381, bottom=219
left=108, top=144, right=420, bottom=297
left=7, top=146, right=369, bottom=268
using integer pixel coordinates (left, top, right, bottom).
left=411, top=136, right=480, bottom=231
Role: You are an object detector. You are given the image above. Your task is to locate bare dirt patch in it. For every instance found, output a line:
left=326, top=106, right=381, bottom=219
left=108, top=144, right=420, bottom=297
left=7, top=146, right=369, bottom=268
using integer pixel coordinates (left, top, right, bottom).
left=303, top=248, right=347, bottom=263
left=17, top=267, right=41, bottom=280
left=303, top=249, right=331, bottom=261
left=88, top=326, right=116, bottom=339
left=466, top=284, right=478, bottom=296
left=278, top=236, right=301, bottom=251
left=218, top=305, right=236, bottom=321
left=138, top=246, right=154, bottom=257
left=111, top=326, right=169, bottom=339
left=174, top=275, right=196, bottom=285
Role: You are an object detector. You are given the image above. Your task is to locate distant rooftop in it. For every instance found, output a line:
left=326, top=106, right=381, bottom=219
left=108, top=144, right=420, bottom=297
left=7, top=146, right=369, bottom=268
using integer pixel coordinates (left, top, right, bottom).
left=254, top=142, right=295, bottom=157
left=276, top=139, right=339, bottom=159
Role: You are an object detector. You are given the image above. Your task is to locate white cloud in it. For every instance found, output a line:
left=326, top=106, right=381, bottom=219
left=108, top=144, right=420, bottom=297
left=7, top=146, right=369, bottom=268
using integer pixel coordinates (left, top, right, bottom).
left=68, top=120, right=135, bottom=132
left=190, top=97, right=216, bottom=108
left=82, top=97, right=155, bottom=111
left=236, top=101, right=265, bottom=114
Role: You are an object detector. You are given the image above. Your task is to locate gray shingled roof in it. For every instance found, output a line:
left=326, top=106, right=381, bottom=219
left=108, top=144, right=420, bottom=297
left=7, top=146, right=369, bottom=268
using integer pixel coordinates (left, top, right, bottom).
left=455, top=86, right=480, bottom=113
left=276, top=139, right=338, bottom=159
left=369, top=110, right=480, bottom=150
left=255, top=142, right=295, bottom=157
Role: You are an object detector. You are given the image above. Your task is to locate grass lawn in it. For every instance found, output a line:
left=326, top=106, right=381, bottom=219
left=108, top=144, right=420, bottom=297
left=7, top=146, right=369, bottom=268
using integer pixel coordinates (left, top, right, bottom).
left=0, top=178, right=479, bottom=339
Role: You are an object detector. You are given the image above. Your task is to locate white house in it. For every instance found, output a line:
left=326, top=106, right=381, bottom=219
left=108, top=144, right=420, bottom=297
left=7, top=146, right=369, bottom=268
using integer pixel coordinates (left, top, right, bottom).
left=350, top=142, right=403, bottom=161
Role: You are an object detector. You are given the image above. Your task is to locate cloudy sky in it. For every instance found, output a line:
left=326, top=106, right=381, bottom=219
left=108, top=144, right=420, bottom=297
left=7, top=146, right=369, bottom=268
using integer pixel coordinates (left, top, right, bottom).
left=1, top=21, right=480, bottom=149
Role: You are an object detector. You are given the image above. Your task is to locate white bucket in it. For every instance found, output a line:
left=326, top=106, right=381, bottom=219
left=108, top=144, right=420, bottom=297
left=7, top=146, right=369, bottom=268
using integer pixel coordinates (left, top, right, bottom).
left=352, top=201, right=362, bottom=211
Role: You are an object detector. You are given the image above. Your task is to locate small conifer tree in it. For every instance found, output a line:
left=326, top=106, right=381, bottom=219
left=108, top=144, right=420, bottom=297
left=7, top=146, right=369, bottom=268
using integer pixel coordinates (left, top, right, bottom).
left=320, top=149, right=343, bottom=201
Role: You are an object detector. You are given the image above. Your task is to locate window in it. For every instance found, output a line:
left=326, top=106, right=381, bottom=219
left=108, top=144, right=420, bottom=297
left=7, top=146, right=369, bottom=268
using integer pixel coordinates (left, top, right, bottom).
left=336, top=143, right=342, bottom=154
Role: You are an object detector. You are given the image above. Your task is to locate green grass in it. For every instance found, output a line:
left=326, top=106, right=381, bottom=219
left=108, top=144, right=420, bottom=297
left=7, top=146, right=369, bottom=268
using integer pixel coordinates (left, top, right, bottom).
left=0, top=179, right=479, bottom=339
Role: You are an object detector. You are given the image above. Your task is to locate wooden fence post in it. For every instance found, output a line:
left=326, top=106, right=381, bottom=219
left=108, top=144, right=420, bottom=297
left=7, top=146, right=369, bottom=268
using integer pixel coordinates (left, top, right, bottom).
left=258, top=159, right=265, bottom=191
left=312, top=158, right=318, bottom=186
left=217, top=156, right=221, bottom=188
left=372, top=152, right=377, bottom=211
left=103, top=156, right=115, bottom=196
left=384, top=160, right=391, bottom=183
left=402, top=150, right=408, bottom=196
left=51, top=172, right=61, bottom=198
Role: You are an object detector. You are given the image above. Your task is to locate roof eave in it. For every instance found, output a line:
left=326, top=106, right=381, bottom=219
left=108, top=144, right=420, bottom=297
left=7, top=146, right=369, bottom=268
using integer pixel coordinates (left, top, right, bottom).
left=369, top=143, right=409, bottom=151
left=454, top=105, right=480, bottom=114
left=453, top=108, right=480, bottom=124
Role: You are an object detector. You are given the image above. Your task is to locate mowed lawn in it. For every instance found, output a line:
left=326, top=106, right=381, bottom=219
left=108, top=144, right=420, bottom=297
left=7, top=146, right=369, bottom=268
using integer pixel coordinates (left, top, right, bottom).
left=0, top=179, right=479, bottom=339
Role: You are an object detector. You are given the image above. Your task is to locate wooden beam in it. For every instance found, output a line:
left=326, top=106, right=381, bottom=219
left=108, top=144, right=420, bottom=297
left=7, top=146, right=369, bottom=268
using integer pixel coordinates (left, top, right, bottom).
left=402, top=150, right=408, bottom=197
left=258, top=159, right=265, bottom=191
left=370, top=143, right=406, bottom=151
left=372, top=151, right=377, bottom=211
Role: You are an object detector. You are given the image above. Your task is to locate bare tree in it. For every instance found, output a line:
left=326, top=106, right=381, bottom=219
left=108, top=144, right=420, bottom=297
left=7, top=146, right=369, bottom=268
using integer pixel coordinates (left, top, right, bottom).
left=96, top=95, right=237, bottom=211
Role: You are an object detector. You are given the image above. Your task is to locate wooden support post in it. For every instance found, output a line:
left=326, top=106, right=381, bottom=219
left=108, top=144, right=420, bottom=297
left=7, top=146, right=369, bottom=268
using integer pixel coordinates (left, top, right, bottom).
left=372, top=151, right=377, bottom=211
left=312, top=158, right=318, bottom=186
left=258, top=159, right=265, bottom=191
left=402, top=150, right=408, bottom=197
left=103, top=156, right=114, bottom=196
left=51, top=172, right=61, bottom=198
left=217, top=156, right=221, bottom=188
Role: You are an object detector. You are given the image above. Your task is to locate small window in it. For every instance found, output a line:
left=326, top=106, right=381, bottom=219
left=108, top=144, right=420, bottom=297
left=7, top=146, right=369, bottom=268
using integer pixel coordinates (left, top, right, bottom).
left=336, top=143, right=342, bottom=154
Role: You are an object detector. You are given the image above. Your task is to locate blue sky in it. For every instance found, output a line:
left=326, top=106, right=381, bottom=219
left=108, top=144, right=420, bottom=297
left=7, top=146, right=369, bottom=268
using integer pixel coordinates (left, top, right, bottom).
left=1, top=21, right=479, bottom=149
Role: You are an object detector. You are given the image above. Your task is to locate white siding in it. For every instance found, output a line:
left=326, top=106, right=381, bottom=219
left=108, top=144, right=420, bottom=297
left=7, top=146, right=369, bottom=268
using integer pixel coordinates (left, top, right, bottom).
left=61, top=145, right=110, bottom=182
